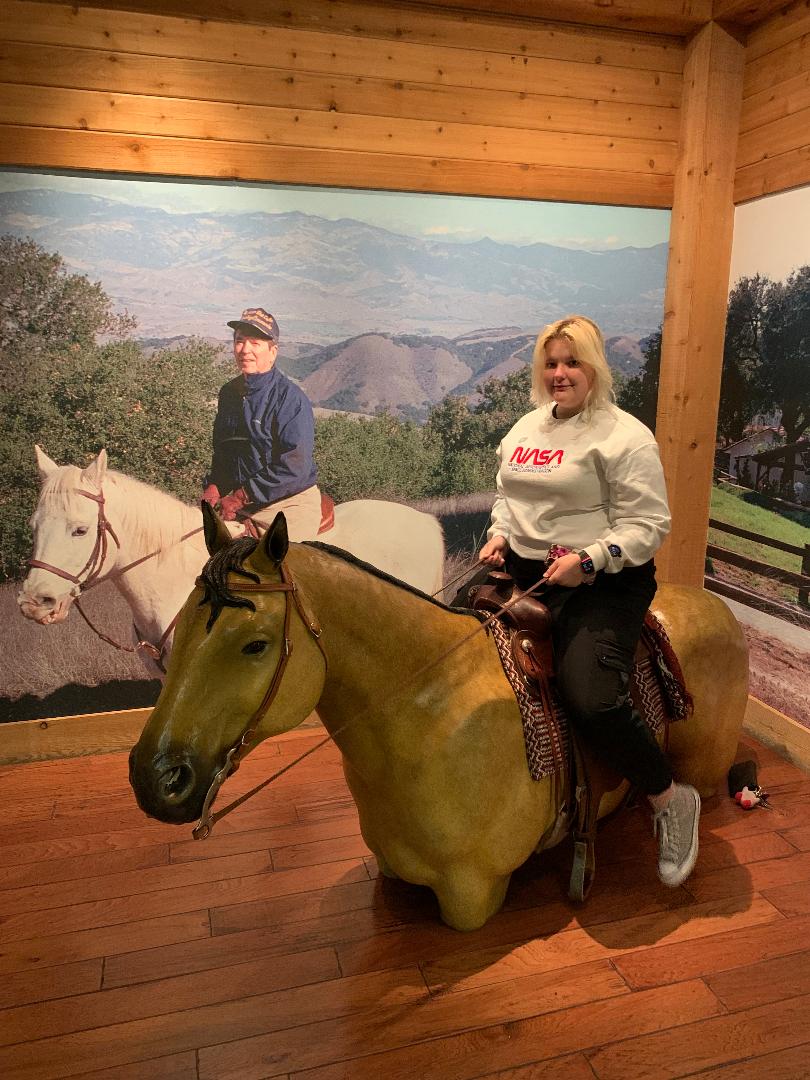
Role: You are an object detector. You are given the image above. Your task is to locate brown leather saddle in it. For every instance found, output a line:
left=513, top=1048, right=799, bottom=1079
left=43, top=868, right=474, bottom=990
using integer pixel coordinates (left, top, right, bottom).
left=468, top=569, right=643, bottom=902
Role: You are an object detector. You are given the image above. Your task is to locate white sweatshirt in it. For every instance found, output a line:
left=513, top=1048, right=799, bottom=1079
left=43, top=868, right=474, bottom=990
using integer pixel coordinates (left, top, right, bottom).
left=488, top=403, right=671, bottom=573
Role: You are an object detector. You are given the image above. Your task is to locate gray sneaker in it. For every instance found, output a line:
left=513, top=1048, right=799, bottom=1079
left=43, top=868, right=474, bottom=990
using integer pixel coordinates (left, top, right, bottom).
left=653, top=783, right=701, bottom=887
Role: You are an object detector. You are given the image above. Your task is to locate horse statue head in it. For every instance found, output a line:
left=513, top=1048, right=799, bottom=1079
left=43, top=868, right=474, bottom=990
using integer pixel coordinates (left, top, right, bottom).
left=129, top=505, right=328, bottom=825
left=19, top=446, right=116, bottom=625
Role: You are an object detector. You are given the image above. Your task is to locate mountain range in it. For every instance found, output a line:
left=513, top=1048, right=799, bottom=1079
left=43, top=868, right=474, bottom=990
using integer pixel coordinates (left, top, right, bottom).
left=0, top=188, right=666, bottom=343
left=1, top=186, right=661, bottom=417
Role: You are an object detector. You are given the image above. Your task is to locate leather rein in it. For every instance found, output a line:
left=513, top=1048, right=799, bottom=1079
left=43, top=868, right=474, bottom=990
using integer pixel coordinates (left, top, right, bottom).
left=28, top=485, right=202, bottom=666
left=191, top=559, right=328, bottom=840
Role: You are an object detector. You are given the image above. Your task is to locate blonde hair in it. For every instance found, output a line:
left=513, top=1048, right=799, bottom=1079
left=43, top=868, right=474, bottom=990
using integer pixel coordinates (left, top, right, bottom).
left=531, top=315, right=614, bottom=417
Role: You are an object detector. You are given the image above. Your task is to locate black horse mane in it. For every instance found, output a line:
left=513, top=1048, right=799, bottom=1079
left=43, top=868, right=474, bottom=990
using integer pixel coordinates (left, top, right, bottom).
left=198, top=536, right=260, bottom=630
left=196, top=536, right=473, bottom=631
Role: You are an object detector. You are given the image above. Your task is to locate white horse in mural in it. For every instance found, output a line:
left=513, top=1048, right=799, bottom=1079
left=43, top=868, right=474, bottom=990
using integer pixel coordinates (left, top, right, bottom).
left=18, top=446, right=445, bottom=670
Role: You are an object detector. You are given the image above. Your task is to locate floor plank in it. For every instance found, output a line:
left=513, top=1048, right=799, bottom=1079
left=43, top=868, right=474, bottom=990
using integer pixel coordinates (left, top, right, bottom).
left=585, top=992, right=810, bottom=1078
left=282, top=981, right=722, bottom=1080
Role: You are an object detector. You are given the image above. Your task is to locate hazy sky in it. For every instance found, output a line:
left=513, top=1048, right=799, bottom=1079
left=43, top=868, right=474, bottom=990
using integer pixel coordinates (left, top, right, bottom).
left=0, top=168, right=670, bottom=250
left=730, top=186, right=810, bottom=285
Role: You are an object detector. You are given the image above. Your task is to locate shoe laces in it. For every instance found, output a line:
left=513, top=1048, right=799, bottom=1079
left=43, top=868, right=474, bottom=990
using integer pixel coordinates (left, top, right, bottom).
left=654, top=805, right=681, bottom=862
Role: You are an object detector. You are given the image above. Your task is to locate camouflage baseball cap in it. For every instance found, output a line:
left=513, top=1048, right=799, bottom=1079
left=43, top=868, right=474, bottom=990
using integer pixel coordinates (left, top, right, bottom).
left=227, top=308, right=279, bottom=342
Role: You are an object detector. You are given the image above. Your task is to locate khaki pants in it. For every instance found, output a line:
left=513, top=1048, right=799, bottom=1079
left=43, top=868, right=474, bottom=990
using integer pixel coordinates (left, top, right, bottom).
left=250, top=484, right=323, bottom=542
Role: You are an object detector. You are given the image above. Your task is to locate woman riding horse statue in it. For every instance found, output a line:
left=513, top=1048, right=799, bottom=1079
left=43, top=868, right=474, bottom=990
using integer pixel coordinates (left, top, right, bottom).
left=18, top=445, right=444, bottom=668
left=129, top=508, right=749, bottom=932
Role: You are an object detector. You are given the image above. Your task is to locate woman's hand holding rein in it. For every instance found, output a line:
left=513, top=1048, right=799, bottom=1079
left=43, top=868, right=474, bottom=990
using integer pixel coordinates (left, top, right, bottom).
left=479, top=535, right=508, bottom=567
left=541, top=551, right=588, bottom=588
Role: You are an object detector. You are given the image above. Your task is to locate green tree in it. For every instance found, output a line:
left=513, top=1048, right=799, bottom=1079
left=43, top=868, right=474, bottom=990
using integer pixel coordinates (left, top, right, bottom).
left=0, top=234, right=134, bottom=393
left=718, top=275, right=769, bottom=444
left=615, top=328, right=660, bottom=431
left=758, top=266, right=810, bottom=447
left=314, top=412, right=438, bottom=502
left=425, top=366, right=533, bottom=496
left=0, top=236, right=222, bottom=579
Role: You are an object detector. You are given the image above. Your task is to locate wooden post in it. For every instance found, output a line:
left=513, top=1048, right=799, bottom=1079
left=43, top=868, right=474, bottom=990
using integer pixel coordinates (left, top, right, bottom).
left=655, top=22, right=745, bottom=586
left=800, top=544, right=810, bottom=609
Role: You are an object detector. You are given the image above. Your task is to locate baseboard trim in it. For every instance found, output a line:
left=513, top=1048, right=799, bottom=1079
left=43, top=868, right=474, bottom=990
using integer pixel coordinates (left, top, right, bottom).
left=743, top=696, right=810, bottom=773
left=1, top=697, right=806, bottom=770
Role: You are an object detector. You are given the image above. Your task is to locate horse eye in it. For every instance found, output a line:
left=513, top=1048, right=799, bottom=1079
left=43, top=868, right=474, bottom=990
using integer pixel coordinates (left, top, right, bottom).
left=242, top=640, right=268, bottom=655
left=72, top=526, right=89, bottom=537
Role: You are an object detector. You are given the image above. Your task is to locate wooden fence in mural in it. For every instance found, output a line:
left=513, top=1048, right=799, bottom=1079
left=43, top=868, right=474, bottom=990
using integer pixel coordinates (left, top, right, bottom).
left=705, top=517, right=810, bottom=630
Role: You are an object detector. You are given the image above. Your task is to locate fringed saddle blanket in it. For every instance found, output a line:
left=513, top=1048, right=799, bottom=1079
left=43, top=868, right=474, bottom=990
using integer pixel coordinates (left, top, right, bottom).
left=487, top=611, right=692, bottom=783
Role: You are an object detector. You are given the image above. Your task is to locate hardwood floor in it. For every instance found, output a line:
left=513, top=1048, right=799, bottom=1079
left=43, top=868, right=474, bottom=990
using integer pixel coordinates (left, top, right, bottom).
left=1, top=727, right=809, bottom=1080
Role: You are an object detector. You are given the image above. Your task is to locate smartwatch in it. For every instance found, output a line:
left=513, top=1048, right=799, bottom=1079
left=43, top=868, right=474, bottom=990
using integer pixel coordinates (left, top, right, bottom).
left=577, top=549, right=596, bottom=580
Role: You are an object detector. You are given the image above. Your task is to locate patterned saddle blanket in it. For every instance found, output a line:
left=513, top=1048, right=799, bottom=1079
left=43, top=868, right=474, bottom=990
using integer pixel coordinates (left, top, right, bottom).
left=476, top=593, right=692, bottom=784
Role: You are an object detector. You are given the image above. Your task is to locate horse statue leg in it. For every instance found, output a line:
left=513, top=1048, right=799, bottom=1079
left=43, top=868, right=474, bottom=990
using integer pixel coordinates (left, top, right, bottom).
left=655, top=584, right=749, bottom=796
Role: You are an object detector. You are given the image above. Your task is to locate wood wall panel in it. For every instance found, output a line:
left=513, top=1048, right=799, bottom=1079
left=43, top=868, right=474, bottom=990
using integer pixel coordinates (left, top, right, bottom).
left=735, top=0, right=810, bottom=202
left=0, top=87, right=678, bottom=174
left=0, top=0, right=681, bottom=206
left=14, top=0, right=687, bottom=73
left=0, top=46, right=680, bottom=140
left=0, top=125, right=675, bottom=206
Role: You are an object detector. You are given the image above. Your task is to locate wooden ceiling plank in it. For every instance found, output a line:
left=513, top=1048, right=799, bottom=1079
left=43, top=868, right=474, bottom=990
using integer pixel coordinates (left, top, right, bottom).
left=0, top=85, right=677, bottom=173
left=713, top=0, right=797, bottom=27
left=16, top=0, right=685, bottom=72
left=0, top=42, right=681, bottom=111
left=743, top=30, right=810, bottom=96
left=744, top=0, right=810, bottom=62
left=0, top=46, right=680, bottom=135
left=0, top=9, right=683, bottom=107
left=0, top=124, right=675, bottom=207
left=15, top=0, right=711, bottom=38
left=739, top=66, right=810, bottom=131
left=735, top=141, right=810, bottom=200
left=736, top=101, right=810, bottom=165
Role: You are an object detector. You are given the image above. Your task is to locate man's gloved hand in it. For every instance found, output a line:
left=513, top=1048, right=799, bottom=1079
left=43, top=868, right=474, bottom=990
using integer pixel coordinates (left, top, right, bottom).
left=202, top=484, right=221, bottom=508
left=219, top=487, right=250, bottom=521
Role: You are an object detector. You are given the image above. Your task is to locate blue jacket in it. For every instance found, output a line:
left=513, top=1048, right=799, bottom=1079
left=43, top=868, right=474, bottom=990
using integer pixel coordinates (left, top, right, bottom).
left=206, top=367, right=318, bottom=507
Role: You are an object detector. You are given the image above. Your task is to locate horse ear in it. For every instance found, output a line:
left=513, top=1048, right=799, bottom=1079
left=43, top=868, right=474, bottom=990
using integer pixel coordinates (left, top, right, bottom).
left=262, top=512, right=289, bottom=566
left=34, top=444, right=59, bottom=479
left=81, top=449, right=108, bottom=489
left=201, top=500, right=233, bottom=555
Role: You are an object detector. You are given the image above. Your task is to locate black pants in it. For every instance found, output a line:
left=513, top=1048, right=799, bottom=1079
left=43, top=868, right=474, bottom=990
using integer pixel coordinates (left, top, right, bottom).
left=473, top=553, right=673, bottom=796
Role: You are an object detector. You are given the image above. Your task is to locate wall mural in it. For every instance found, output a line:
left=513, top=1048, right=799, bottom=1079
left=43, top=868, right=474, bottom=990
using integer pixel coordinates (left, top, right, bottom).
left=711, top=184, right=810, bottom=727
left=0, top=169, right=669, bottom=722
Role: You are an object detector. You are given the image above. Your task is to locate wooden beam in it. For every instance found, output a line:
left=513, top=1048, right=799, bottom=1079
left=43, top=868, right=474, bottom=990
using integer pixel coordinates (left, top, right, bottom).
left=382, top=0, right=713, bottom=37
left=713, top=0, right=795, bottom=27
left=11, top=0, right=686, bottom=71
left=655, top=22, right=745, bottom=585
left=735, top=142, right=810, bottom=201
left=18, top=0, right=713, bottom=37
left=745, top=0, right=810, bottom=63
left=0, top=124, right=676, bottom=206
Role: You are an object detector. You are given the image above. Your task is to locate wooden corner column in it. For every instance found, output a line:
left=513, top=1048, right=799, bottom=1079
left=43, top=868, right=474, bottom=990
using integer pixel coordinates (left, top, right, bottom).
left=655, top=21, right=745, bottom=586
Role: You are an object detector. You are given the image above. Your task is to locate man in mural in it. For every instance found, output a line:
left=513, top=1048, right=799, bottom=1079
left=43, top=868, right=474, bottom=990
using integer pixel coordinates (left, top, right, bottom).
left=203, top=307, right=322, bottom=539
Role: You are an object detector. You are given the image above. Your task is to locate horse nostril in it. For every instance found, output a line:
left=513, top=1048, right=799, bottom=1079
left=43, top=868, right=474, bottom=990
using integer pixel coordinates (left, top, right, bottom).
left=157, top=761, right=196, bottom=805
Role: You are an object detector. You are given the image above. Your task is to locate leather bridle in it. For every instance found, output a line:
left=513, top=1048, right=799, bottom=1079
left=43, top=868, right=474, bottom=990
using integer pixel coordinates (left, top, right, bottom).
left=28, top=487, right=120, bottom=593
left=27, top=484, right=203, bottom=665
left=191, top=558, right=328, bottom=840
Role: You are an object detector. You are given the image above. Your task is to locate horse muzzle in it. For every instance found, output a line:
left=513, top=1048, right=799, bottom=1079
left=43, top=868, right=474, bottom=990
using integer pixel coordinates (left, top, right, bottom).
left=128, top=745, right=209, bottom=824
left=17, top=590, right=74, bottom=624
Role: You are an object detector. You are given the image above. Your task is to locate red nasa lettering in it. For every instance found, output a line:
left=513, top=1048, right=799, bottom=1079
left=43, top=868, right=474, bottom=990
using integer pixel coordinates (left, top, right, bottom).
left=508, top=447, right=565, bottom=467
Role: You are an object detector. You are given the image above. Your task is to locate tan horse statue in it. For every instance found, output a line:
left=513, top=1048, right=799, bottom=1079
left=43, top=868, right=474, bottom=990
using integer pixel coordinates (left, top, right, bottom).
left=130, top=510, right=749, bottom=931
